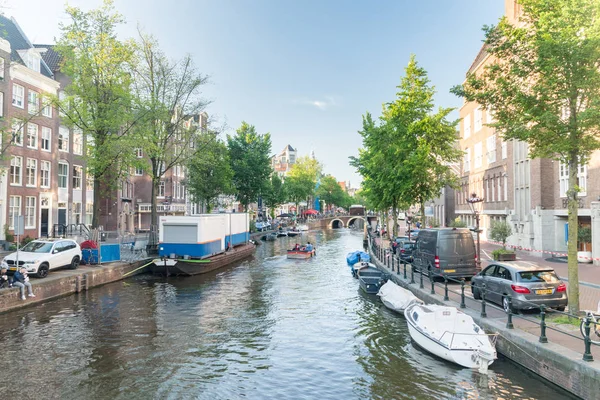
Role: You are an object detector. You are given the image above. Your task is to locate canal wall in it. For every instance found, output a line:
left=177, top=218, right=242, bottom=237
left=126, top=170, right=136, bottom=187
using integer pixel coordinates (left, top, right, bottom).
left=368, top=248, right=600, bottom=400
left=0, top=259, right=152, bottom=314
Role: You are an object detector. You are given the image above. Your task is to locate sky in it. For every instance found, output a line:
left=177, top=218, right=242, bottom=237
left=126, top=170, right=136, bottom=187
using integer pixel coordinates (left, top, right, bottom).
left=4, top=0, right=504, bottom=187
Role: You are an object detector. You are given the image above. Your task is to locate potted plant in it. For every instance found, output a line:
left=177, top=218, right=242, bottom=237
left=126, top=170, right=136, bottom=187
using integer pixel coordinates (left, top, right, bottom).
left=577, top=226, right=592, bottom=263
left=489, top=221, right=516, bottom=261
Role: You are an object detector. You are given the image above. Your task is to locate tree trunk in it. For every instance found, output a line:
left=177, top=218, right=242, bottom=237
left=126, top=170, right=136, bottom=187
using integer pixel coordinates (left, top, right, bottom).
left=392, top=206, right=399, bottom=238
left=420, top=200, right=425, bottom=225
left=150, top=176, right=159, bottom=232
left=92, top=176, right=101, bottom=228
left=567, top=154, right=580, bottom=314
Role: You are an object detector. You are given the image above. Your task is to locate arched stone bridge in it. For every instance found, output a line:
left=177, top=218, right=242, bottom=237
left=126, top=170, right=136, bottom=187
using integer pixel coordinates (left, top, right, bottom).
left=308, top=215, right=377, bottom=229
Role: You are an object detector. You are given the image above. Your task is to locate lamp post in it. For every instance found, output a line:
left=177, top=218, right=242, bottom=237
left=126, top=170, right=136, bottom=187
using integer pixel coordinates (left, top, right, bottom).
left=467, top=193, right=484, bottom=270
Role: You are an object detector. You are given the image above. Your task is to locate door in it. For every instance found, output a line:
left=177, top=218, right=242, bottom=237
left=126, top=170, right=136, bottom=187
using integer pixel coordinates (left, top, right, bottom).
left=478, top=265, right=497, bottom=300
left=493, top=266, right=513, bottom=304
left=485, top=265, right=503, bottom=304
left=58, top=209, right=67, bottom=236
left=41, top=209, right=49, bottom=237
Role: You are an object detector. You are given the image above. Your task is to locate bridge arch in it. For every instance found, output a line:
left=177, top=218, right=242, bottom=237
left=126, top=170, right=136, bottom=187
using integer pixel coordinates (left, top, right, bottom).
left=329, top=219, right=345, bottom=229
left=346, top=216, right=365, bottom=228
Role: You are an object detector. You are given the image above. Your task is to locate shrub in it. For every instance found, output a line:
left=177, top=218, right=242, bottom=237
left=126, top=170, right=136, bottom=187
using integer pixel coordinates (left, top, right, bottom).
left=449, top=218, right=467, bottom=228
left=489, top=220, right=512, bottom=248
left=491, top=248, right=515, bottom=259
left=4, top=224, right=13, bottom=243
left=578, top=226, right=592, bottom=251
left=249, top=220, right=256, bottom=233
left=21, top=236, right=34, bottom=246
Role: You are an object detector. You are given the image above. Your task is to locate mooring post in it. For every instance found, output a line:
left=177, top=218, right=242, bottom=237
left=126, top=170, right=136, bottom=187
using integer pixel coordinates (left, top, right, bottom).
left=443, top=275, right=449, bottom=301
left=460, top=279, right=466, bottom=309
left=506, top=295, right=514, bottom=329
left=583, top=317, right=594, bottom=362
left=539, top=305, right=548, bottom=343
left=480, top=283, right=487, bottom=318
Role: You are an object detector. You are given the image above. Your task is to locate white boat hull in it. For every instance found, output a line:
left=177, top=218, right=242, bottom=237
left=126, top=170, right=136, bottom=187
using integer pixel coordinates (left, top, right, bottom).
left=377, top=280, right=421, bottom=314
left=404, top=304, right=496, bottom=370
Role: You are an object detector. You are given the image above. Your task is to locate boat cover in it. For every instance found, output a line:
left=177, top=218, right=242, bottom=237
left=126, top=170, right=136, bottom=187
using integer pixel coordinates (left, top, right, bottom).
left=346, top=251, right=370, bottom=265
left=377, top=280, right=420, bottom=312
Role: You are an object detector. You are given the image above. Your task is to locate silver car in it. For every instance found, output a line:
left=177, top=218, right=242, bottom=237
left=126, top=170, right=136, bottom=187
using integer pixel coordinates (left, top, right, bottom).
left=471, top=261, right=568, bottom=312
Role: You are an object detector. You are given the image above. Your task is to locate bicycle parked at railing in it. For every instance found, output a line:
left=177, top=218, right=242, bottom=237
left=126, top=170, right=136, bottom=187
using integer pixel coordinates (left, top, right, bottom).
left=580, top=302, right=600, bottom=345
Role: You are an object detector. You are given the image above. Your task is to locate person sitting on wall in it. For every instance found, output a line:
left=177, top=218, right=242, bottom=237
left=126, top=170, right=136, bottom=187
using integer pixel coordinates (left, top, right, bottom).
left=0, top=268, right=11, bottom=289
left=12, top=267, right=35, bottom=300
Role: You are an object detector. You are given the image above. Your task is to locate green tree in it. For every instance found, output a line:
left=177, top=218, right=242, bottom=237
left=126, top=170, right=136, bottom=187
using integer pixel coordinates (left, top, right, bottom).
left=316, top=175, right=346, bottom=210
left=489, top=220, right=513, bottom=249
left=132, top=32, right=210, bottom=230
left=55, top=0, right=137, bottom=228
left=186, top=133, right=234, bottom=212
left=227, top=122, right=272, bottom=211
left=262, top=173, right=287, bottom=219
left=284, top=156, right=322, bottom=212
left=451, top=0, right=600, bottom=313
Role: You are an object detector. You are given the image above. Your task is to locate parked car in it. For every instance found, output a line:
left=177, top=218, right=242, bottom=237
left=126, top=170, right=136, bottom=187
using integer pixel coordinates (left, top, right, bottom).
left=397, top=240, right=416, bottom=263
left=0, top=239, right=82, bottom=278
left=390, top=236, right=408, bottom=252
left=471, top=262, right=568, bottom=313
left=412, top=228, right=478, bottom=279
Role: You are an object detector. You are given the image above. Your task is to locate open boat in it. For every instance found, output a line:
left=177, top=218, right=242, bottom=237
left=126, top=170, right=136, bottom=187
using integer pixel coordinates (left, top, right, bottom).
left=377, top=280, right=421, bottom=314
left=297, top=225, right=309, bottom=232
left=346, top=250, right=370, bottom=266
left=404, top=303, right=497, bottom=372
left=287, top=229, right=301, bottom=237
left=287, top=249, right=316, bottom=259
left=277, top=231, right=288, bottom=237
left=355, top=263, right=387, bottom=294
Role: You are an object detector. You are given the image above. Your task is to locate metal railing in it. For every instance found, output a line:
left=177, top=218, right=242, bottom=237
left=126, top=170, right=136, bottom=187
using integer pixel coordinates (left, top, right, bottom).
left=368, top=234, right=598, bottom=362
left=52, top=223, right=91, bottom=239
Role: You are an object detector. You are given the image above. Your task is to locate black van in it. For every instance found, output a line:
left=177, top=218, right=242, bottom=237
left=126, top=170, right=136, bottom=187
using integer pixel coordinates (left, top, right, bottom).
left=412, top=228, right=478, bottom=278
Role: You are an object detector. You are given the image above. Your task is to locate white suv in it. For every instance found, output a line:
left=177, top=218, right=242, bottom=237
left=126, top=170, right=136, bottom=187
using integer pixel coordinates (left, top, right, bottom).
left=1, top=239, right=82, bottom=278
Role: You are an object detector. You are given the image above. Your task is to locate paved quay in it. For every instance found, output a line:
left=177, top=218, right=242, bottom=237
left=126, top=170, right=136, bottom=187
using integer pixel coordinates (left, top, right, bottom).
left=371, top=234, right=600, bottom=400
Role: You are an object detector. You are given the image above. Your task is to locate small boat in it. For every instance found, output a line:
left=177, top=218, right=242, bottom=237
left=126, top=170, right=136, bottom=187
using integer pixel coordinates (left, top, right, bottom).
left=277, top=230, right=288, bottom=237
left=355, top=263, right=387, bottom=294
left=346, top=250, right=370, bottom=266
left=287, top=249, right=316, bottom=259
left=298, top=225, right=309, bottom=232
left=287, top=230, right=301, bottom=237
left=261, top=232, right=277, bottom=241
left=404, top=303, right=497, bottom=373
left=377, top=280, right=421, bottom=314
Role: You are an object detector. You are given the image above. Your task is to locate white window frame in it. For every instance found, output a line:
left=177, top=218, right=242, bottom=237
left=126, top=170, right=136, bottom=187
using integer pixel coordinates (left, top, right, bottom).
left=0, top=92, right=4, bottom=117
left=73, top=165, right=83, bottom=190
left=0, top=58, right=4, bottom=80
left=474, top=142, right=483, bottom=169
left=158, top=181, right=165, bottom=197
left=12, top=121, right=23, bottom=146
left=10, top=156, right=22, bottom=186
left=25, top=196, right=36, bottom=229
left=26, top=158, right=37, bottom=187
left=41, top=100, right=52, bottom=118
left=559, top=162, right=588, bottom=198
left=28, top=90, right=39, bottom=115
left=504, top=175, right=508, bottom=201
left=41, top=127, right=51, bottom=151
left=9, top=196, right=21, bottom=229
left=86, top=203, right=93, bottom=226
left=73, top=202, right=82, bottom=224
left=463, top=114, right=471, bottom=139
left=501, top=140, right=507, bottom=160
left=58, top=161, right=69, bottom=189
left=486, top=106, right=494, bottom=124
left=474, top=107, right=483, bottom=132
left=486, top=135, right=496, bottom=164
left=27, top=123, right=38, bottom=149
left=135, top=167, right=143, bottom=176
left=73, top=130, right=83, bottom=155
left=59, top=126, right=70, bottom=152
left=135, top=148, right=143, bottom=158
left=463, top=148, right=471, bottom=173
left=491, top=178, right=495, bottom=202
left=40, top=161, right=51, bottom=188
left=86, top=171, right=94, bottom=191
left=12, top=83, right=24, bottom=108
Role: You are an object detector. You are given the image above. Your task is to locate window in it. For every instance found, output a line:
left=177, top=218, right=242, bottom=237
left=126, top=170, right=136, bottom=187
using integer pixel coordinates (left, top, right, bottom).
left=501, top=140, right=507, bottom=159
left=12, top=121, right=23, bottom=146
left=491, top=178, right=495, bottom=202
left=41, top=99, right=52, bottom=118
left=27, top=123, right=38, bottom=149
left=86, top=171, right=94, bottom=191
left=0, top=92, right=4, bottom=117
left=26, top=158, right=37, bottom=187
left=9, top=196, right=21, bottom=229
left=12, top=84, right=24, bottom=108
left=486, top=135, right=496, bottom=164
left=504, top=175, right=508, bottom=201
left=486, top=107, right=494, bottom=124
left=463, top=148, right=471, bottom=172
left=158, top=181, right=165, bottom=197
left=73, top=165, right=82, bottom=190
left=559, top=162, right=587, bottom=197
left=59, top=127, right=70, bottom=152
left=58, top=162, right=69, bottom=189
left=23, top=51, right=40, bottom=73
left=463, top=114, right=471, bottom=138
left=10, top=156, right=22, bottom=185
left=86, top=203, right=93, bottom=225
left=41, top=127, right=51, bottom=151
left=474, top=142, right=482, bottom=168
left=497, top=178, right=502, bottom=202
left=73, top=130, right=83, bottom=155
left=135, top=167, right=143, bottom=176
left=40, top=161, right=50, bottom=188
left=58, top=91, right=66, bottom=117
left=135, top=148, right=143, bottom=158
left=0, top=58, right=4, bottom=80
left=28, top=90, right=39, bottom=114
left=73, top=202, right=82, bottom=224
left=474, top=107, right=483, bottom=132
left=25, top=197, right=36, bottom=228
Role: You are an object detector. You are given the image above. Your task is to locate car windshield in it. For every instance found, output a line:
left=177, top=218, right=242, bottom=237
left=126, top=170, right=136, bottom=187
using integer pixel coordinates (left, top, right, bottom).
left=21, top=241, right=53, bottom=253
left=518, top=270, right=560, bottom=283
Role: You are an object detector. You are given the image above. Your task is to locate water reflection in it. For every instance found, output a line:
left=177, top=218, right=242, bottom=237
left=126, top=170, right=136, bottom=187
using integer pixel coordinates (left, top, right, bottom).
left=0, top=230, right=574, bottom=400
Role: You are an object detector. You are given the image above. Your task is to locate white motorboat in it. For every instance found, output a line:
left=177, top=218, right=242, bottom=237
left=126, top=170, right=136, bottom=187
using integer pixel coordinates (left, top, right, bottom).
left=377, top=280, right=421, bottom=314
left=297, top=224, right=309, bottom=232
left=404, top=303, right=497, bottom=373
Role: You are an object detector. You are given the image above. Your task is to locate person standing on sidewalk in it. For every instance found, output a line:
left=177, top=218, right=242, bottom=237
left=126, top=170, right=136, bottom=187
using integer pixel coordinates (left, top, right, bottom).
left=12, top=267, right=35, bottom=300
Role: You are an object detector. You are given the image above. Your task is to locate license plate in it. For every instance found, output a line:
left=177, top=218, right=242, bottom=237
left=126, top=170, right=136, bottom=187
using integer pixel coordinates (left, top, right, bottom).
left=444, top=269, right=456, bottom=273
left=8, top=267, right=16, bottom=271
left=536, top=289, right=553, bottom=295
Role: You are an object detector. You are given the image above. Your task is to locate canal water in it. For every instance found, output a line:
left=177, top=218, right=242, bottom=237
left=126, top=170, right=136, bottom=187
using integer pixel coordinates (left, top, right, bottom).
left=0, top=230, right=572, bottom=399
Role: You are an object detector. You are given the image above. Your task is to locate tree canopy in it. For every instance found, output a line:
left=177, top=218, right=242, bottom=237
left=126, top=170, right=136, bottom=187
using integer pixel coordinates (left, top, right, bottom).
left=284, top=156, right=322, bottom=210
left=316, top=175, right=346, bottom=210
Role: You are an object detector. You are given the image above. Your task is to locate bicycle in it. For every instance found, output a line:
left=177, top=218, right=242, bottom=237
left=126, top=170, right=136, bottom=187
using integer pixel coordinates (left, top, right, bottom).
left=580, top=304, right=600, bottom=345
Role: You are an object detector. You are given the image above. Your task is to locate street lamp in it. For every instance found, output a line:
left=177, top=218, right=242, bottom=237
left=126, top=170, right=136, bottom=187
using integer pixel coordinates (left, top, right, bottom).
left=467, top=193, right=484, bottom=270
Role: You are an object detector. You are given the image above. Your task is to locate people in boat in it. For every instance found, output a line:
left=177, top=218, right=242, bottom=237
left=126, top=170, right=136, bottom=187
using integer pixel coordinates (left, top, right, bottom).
left=305, top=242, right=313, bottom=252
left=293, top=243, right=300, bottom=251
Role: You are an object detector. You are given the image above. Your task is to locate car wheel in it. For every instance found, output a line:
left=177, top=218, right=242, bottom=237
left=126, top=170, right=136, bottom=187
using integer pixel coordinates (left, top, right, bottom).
left=472, top=284, right=481, bottom=300
left=70, top=256, right=80, bottom=270
left=557, top=306, right=566, bottom=312
left=502, top=296, right=516, bottom=314
left=36, top=263, right=49, bottom=279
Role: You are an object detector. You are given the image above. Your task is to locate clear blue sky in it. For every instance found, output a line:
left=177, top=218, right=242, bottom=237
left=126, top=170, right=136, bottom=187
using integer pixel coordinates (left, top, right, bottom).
left=7, top=0, right=504, bottom=187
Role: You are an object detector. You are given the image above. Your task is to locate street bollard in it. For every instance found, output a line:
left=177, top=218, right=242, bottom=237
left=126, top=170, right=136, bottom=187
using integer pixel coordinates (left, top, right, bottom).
left=583, top=317, right=594, bottom=362
left=430, top=273, right=435, bottom=295
left=539, top=305, right=548, bottom=343
left=480, top=283, right=488, bottom=318
left=505, top=295, right=514, bottom=329
left=411, top=265, right=415, bottom=284
left=419, top=269, right=424, bottom=289
left=460, top=279, right=466, bottom=309
left=443, top=275, right=449, bottom=301
left=403, top=262, right=407, bottom=279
